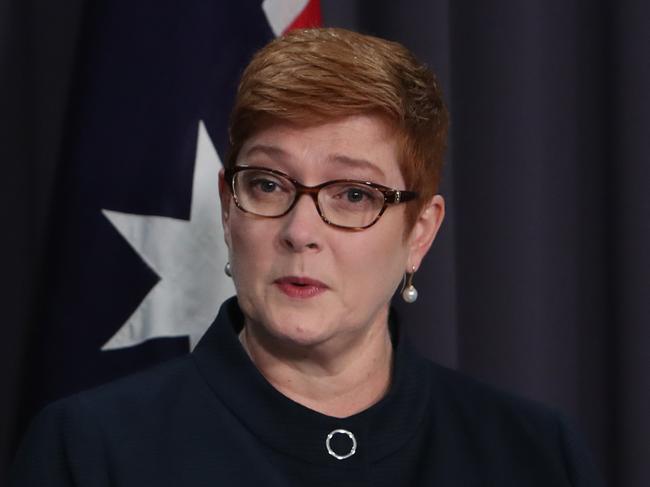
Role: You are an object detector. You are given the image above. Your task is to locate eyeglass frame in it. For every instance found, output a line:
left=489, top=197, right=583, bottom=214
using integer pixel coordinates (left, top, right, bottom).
left=223, top=165, right=419, bottom=231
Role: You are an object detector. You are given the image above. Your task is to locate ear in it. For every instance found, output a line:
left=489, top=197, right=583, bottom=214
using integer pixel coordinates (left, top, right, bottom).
left=218, top=168, right=232, bottom=249
left=406, top=194, right=445, bottom=271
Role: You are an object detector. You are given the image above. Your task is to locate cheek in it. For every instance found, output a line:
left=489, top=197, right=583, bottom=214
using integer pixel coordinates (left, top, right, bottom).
left=227, top=212, right=274, bottom=281
left=339, top=222, right=409, bottom=303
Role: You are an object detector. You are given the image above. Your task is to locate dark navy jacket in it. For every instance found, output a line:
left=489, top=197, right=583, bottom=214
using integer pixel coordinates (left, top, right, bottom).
left=12, top=298, right=604, bottom=486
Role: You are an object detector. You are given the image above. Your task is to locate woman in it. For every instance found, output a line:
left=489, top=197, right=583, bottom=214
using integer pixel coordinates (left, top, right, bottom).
left=12, top=28, right=603, bottom=486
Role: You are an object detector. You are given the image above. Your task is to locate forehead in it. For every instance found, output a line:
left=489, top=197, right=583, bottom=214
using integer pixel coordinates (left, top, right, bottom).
left=237, top=114, right=404, bottom=186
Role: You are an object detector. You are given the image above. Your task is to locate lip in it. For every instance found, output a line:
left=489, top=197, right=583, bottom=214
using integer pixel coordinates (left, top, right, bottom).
left=274, top=276, right=328, bottom=299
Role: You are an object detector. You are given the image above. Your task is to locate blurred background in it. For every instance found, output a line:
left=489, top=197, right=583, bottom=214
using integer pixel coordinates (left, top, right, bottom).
left=1, top=1, right=648, bottom=485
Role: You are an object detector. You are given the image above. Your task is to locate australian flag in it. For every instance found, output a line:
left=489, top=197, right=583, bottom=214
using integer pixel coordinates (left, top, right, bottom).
left=18, top=0, right=321, bottom=441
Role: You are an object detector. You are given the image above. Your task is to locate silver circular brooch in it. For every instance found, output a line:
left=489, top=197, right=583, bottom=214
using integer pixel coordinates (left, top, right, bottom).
left=325, top=429, right=357, bottom=460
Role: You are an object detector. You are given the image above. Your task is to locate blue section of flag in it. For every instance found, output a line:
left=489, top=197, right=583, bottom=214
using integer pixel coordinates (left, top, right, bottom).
left=27, top=1, right=273, bottom=413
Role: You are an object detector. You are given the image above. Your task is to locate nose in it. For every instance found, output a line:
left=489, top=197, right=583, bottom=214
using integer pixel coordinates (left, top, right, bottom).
left=278, top=193, right=323, bottom=252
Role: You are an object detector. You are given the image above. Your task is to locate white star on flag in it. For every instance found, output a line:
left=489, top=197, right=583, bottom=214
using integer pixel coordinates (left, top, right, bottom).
left=102, top=121, right=234, bottom=351
left=262, top=0, right=309, bottom=36
left=100, top=3, right=310, bottom=352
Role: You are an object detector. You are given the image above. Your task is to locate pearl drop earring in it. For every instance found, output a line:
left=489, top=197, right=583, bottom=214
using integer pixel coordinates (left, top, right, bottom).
left=401, top=266, right=418, bottom=303
left=224, top=262, right=232, bottom=277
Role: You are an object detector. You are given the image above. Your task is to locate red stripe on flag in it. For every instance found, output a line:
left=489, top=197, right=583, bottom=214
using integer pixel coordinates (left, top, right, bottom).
left=284, top=0, right=322, bottom=33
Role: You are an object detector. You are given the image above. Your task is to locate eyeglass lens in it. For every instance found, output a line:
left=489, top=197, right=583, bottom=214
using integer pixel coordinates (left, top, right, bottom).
left=233, top=168, right=385, bottom=228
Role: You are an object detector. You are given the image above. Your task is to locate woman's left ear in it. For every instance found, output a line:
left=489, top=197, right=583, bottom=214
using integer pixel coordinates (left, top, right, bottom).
left=407, top=194, right=445, bottom=270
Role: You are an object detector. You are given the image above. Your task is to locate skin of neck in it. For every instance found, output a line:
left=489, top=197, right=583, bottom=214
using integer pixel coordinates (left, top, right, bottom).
left=239, top=305, right=394, bottom=418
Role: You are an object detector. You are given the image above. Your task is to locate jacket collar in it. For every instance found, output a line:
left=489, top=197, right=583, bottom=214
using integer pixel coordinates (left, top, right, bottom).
left=192, top=297, right=430, bottom=467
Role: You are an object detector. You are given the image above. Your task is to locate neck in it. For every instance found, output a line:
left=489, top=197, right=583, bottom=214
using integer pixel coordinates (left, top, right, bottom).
left=239, top=311, right=394, bottom=418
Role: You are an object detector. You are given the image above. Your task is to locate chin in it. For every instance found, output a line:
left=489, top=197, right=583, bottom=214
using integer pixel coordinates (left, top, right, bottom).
left=262, top=302, right=338, bottom=348
left=239, top=288, right=356, bottom=349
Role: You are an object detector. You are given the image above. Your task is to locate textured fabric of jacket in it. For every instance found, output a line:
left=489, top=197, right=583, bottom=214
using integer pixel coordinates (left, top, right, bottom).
left=11, top=298, right=604, bottom=486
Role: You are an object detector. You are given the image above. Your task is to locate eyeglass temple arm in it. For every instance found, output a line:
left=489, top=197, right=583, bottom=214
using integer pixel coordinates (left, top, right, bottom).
left=385, top=190, right=418, bottom=204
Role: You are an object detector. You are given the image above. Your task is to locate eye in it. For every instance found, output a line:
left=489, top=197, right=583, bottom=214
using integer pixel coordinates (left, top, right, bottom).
left=345, top=188, right=366, bottom=203
left=253, top=179, right=279, bottom=193
left=328, top=184, right=381, bottom=206
left=243, top=171, right=289, bottom=194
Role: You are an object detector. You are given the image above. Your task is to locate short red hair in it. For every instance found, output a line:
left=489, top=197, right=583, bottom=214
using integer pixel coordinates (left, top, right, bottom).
left=228, top=28, right=448, bottom=229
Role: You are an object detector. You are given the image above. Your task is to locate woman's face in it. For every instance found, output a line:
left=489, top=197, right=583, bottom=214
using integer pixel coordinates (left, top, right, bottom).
left=220, top=114, right=443, bottom=349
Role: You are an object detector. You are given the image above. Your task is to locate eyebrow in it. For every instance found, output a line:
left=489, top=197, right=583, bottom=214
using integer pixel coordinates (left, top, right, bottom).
left=243, top=144, right=386, bottom=181
left=326, top=154, right=386, bottom=180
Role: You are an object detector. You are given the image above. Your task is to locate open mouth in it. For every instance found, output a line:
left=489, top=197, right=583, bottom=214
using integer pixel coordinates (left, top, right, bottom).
left=274, top=276, right=328, bottom=298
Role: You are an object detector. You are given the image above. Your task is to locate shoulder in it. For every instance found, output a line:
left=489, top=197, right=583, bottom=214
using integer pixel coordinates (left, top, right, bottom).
left=11, top=355, right=215, bottom=486
left=423, top=359, right=575, bottom=443
left=420, top=360, right=604, bottom=486
left=18, top=354, right=209, bottom=455
left=57, top=354, right=202, bottom=418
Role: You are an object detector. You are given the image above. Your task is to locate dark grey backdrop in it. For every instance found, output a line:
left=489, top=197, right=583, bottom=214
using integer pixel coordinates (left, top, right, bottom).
left=320, top=1, right=649, bottom=486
